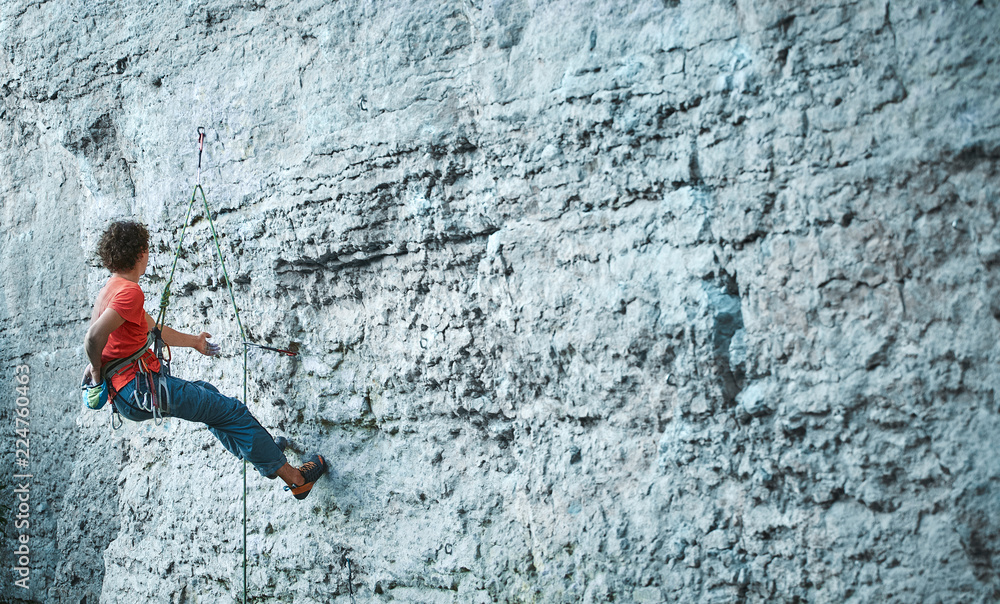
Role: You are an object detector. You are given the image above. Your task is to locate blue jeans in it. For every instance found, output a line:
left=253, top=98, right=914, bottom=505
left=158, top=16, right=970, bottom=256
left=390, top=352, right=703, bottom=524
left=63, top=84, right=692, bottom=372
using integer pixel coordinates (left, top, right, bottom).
left=114, top=372, right=287, bottom=478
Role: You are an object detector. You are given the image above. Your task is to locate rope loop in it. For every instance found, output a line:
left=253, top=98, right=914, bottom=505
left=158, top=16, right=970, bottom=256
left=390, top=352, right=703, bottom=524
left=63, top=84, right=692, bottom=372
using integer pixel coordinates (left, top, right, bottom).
left=158, top=287, right=171, bottom=313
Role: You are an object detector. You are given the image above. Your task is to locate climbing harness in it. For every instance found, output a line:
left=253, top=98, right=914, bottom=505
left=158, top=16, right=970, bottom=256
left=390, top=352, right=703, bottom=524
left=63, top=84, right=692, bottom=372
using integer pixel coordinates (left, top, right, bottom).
left=94, top=340, right=168, bottom=427
left=151, top=127, right=299, bottom=604
left=82, top=331, right=155, bottom=429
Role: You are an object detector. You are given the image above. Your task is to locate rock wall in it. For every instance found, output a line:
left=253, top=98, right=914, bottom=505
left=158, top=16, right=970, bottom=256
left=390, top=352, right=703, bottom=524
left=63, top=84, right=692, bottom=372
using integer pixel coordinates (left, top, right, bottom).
left=1, top=0, right=999, bottom=602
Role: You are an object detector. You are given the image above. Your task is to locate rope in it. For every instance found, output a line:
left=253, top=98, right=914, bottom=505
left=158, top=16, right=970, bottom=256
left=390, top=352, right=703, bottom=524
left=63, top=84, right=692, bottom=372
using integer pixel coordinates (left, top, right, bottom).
left=188, top=143, right=250, bottom=604
left=155, top=128, right=250, bottom=604
left=155, top=189, right=198, bottom=331
left=156, top=126, right=206, bottom=331
left=156, top=127, right=302, bottom=603
left=243, top=345, right=249, bottom=604
left=197, top=183, right=246, bottom=341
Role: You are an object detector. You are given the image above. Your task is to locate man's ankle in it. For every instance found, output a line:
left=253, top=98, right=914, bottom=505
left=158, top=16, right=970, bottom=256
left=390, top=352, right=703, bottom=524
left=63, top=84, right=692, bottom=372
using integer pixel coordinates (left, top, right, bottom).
left=275, top=463, right=305, bottom=487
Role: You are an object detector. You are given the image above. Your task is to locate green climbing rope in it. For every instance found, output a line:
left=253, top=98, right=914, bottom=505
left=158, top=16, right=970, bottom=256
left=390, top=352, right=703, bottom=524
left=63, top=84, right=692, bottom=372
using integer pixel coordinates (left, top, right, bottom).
left=157, top=184, right=247, bottom=341
left=158, top=127, right=300, bottom=604
left=243, top=345, right=249, bottom=604
left=154, top=187, right=198, bottom=331
left=156, top=132, right=251, bottom=604
left=198, top=183, right=247, bottom=342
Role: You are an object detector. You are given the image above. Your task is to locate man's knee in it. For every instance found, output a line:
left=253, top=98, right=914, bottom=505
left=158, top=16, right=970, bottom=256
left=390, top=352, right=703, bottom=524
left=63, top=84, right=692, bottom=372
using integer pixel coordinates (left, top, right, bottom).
left=190, top=380, right=221, bottom=394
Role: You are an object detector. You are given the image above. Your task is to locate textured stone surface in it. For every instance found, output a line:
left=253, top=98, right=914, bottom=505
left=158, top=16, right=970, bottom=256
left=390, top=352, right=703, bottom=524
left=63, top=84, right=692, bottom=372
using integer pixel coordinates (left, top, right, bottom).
left=1, top=0, right=999, bottom=602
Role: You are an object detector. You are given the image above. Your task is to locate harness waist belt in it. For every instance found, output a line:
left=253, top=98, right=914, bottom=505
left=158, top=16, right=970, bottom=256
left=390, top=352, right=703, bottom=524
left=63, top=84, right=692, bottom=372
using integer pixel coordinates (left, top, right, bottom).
left=101, top=331, right=155, bottom=384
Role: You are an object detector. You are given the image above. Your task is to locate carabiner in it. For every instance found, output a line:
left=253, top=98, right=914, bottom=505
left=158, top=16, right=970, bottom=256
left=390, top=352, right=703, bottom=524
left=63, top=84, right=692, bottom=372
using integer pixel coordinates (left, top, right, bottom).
left=157, top=375, right=171, bottom=416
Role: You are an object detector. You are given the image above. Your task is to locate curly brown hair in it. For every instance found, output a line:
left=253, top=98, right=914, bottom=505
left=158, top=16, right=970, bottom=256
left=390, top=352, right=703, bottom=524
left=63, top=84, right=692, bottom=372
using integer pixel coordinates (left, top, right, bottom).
left=97, top=220, right=149, bottom=273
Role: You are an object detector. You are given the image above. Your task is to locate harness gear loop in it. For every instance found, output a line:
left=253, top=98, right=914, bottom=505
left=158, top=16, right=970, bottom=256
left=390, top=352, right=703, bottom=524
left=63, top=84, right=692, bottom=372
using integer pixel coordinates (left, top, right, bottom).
left=128, top=356, right=165, bottom=425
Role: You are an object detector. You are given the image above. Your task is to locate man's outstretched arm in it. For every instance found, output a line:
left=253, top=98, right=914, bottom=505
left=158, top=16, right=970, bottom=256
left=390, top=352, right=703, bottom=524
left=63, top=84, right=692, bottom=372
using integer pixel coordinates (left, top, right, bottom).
left=145, top=313, right=219, bottom=357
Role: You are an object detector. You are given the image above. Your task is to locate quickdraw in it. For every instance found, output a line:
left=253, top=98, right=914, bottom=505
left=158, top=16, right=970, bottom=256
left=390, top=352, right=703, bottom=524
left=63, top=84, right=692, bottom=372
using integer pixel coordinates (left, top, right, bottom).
left=130, top=356, right=169, bottom=425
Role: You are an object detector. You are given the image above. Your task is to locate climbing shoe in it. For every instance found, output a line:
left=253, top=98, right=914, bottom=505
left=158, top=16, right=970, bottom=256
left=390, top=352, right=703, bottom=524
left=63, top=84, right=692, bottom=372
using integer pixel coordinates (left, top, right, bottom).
left=284, top=454, right=327, bottom=500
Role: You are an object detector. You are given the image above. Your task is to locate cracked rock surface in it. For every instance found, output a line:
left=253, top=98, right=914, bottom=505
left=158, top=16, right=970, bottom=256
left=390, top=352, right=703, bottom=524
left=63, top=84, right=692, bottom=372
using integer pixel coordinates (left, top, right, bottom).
left=1, top=0, right=999, bottom=602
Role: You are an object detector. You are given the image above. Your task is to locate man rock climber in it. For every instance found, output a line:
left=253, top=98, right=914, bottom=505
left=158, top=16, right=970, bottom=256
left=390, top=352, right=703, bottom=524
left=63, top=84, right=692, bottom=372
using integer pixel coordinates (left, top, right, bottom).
left=82, top=219, right=326, bottom=500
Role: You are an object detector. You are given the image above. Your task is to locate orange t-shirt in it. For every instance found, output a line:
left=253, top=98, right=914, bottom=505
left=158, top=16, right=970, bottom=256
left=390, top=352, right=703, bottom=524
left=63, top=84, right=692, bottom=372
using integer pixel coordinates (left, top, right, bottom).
left=93, top=276, right=161, bottom=394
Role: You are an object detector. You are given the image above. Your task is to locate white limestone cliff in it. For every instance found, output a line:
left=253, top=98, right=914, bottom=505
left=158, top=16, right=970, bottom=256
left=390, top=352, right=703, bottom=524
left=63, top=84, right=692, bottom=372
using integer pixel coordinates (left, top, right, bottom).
left=1, top=1, right=998, bottom=602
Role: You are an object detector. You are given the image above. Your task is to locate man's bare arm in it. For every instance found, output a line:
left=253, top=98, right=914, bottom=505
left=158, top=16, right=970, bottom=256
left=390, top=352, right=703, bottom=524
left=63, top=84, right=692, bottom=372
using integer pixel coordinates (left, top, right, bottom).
left=85, top=308, right=125, bottom=383
left=145, top=313, right=219, bottom=357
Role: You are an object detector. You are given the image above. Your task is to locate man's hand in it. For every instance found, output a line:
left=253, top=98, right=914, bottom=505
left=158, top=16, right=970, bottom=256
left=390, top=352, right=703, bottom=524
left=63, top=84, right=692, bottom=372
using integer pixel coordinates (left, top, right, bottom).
left=83, top=364, right=102, bottom=386
left=194, top=332, right=221, bottom=357
left=148, top=314, right=221, bottom=355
